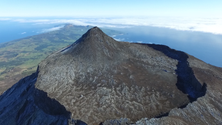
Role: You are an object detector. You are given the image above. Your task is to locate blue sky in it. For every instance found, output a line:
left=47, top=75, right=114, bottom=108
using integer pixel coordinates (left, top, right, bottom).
left=0, top=0, right=222, bottom=17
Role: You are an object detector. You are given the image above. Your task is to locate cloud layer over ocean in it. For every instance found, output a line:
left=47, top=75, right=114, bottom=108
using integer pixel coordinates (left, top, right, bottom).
left=0, top=16, right=222, bottom=67
left=1, top=17, right=222, bottom=35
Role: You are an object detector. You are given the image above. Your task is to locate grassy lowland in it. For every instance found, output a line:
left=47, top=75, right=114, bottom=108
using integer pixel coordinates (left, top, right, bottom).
left=0, top=24, right=122, bottom=94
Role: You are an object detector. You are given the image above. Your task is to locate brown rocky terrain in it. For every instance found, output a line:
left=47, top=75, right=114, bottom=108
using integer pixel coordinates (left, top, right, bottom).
left=0, top=27, right=221, bottom=125
left=35, top=27, right=219, bottom=124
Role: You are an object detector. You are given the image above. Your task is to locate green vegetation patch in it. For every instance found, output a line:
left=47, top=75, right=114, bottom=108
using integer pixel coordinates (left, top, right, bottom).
left=0, top=24, right=123, bottom=81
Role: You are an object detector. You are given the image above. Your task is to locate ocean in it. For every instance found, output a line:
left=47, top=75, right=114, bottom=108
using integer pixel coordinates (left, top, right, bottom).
left=0, top=20, right=55, bottom=43
left=111, top=26, right=222, bottom=68
left=0, top=20, right=222, bottom=67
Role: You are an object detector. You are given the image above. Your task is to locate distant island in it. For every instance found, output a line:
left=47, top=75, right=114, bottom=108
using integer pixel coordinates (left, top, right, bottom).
left=0, top=24, right=122, bottom=94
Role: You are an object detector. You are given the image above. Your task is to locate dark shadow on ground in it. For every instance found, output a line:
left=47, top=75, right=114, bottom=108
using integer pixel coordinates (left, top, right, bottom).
left=0, top=71, right=72, bottom=125
left=147, top=44, right=207, bottom=102
left=69, top=119, right=88, bottom=125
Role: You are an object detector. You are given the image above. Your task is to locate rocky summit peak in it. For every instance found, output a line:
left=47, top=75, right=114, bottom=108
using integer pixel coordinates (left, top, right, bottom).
left=89, top=26, right=100, bottom=32
left=80, top=26, right=109, bottom=41
left=58, top=27, right=123, bottom=63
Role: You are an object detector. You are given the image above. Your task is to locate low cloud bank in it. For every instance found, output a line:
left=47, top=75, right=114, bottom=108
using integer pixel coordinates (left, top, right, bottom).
left=1, top=17, right=222, bottom=35
left=41, top=25, right=64, bottom=32
left=2, top=17, right=221, bottom=35
left=87, top=17, right=222, bottom=35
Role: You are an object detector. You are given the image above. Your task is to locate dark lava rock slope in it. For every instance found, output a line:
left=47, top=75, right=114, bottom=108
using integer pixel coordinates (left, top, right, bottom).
left=0, top=71, right=70, bottom=125
left=0, top=27, right=222, bottom=125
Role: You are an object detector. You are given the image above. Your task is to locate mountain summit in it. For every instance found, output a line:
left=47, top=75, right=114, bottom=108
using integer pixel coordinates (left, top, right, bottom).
left=62, top=26, right=123, bottom=62
left=1, top=27, right=222, bottom=125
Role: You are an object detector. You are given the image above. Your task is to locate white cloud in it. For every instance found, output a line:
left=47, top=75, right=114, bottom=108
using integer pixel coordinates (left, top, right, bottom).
left=136, top=41, right=143, bottom=43
left=21, top=32, right=26, bottom=34
left=114, top=38, right=125, bottom=41
left=41, top=26, right=64, bottom=32
left=0, top=18, right=10, bottom=21
left=13, top=18, right=89, bottom=26
left=6, top=16, right=222, bottom=35
left=14, top=19, right=51, bottom=23
left=84, top=17, right=222, bottom=35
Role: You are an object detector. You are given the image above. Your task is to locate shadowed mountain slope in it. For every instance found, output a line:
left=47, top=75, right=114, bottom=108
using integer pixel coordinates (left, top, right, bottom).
left=0, top=71, right=70, bottom=125
left=0, top=27, right=222, bottom=125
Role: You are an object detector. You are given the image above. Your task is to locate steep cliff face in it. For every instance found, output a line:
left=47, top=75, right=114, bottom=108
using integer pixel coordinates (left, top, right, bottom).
left=134, top=58, right=222, bottom=125
left=0, top=71, right=71, bottom=125
left=0, top=27, right=222, bottom=125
